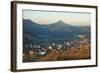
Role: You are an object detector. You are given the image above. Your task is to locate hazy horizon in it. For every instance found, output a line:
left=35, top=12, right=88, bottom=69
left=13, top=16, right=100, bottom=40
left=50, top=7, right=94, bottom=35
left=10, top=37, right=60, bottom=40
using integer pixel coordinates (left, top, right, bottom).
left=23, top=10, right=91, bottom=26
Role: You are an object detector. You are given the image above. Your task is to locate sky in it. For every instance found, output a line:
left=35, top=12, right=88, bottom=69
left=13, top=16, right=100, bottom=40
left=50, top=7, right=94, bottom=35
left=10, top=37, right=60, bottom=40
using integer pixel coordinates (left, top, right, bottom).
left=23, top=10, right=91, bottom=26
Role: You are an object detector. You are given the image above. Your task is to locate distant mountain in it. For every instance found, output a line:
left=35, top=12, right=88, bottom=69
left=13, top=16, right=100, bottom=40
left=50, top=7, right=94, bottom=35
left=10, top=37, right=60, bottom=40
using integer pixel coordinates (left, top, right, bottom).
left=80, top=26, right=91, bottom=32
left=23, top=19, right=50, bottom=45
left=23, top=19, right=90, bottom=45
left=44, top=20, right=84, bottom=32
left=23, top=19, right=49, bottom=34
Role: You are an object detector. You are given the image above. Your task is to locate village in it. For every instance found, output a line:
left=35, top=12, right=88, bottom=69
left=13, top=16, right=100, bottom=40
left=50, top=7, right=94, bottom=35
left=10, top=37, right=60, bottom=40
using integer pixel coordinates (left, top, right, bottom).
left=23, top=36, right=91, bottom=62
